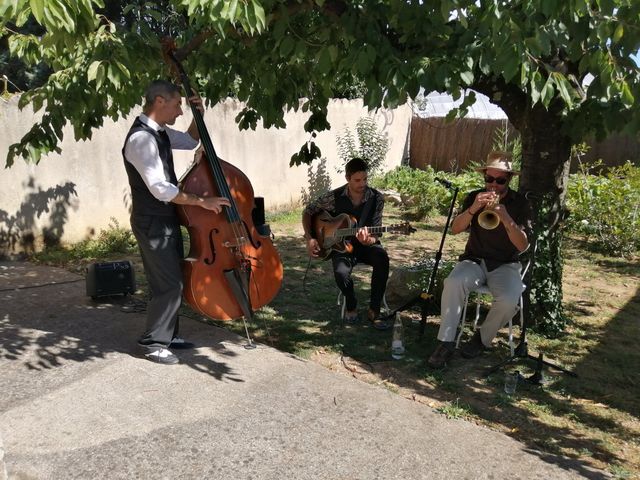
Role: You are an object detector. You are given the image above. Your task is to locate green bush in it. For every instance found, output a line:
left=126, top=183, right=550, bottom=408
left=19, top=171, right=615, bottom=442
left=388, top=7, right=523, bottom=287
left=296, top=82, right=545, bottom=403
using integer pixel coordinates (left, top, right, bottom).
left=371, top=165, right=482, bottom=219
left=566, top=161, right=640, bottom=256
left=32, top=217, right=137, bottom=265
left=336, top=117, right=389, bottom=176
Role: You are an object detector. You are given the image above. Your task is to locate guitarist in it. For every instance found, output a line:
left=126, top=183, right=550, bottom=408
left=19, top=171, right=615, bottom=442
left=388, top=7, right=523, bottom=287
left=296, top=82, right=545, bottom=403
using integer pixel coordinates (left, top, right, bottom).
left=302, top=158, right=390, bottom=330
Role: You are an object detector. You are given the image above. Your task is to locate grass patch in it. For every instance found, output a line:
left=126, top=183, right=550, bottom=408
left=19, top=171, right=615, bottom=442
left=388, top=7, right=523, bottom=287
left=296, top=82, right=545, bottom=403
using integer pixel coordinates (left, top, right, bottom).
left=436, top=398, right=474, bottom=419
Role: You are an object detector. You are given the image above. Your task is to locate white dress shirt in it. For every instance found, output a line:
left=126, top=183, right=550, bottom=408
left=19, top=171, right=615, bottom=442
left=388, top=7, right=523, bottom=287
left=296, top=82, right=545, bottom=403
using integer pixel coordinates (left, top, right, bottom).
left=124, top=114, right=199, bottom=202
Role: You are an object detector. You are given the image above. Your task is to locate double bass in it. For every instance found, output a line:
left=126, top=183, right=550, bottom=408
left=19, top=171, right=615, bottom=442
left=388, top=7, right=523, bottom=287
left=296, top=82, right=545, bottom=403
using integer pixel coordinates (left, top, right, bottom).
left=163, top=43, right=283, bottom=321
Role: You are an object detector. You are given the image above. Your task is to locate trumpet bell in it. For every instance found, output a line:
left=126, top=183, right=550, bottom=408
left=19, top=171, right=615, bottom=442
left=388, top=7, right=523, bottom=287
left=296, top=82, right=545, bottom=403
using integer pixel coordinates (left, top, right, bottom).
left=478, top=210, right=500, bottom=230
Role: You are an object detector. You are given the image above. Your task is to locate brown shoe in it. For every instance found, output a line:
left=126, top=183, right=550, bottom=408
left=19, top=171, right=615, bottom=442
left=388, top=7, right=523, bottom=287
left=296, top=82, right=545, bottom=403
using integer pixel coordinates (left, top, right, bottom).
left=427, top=343, right=455, bottom=369
left=367, top=308, right=391, bottom=330
left=460, top=331, right=488, bottom=358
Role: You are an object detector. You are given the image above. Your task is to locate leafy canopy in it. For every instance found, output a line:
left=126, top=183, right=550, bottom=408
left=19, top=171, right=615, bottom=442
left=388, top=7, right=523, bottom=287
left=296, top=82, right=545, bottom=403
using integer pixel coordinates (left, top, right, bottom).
left=1, top=0, right=639, bottom=167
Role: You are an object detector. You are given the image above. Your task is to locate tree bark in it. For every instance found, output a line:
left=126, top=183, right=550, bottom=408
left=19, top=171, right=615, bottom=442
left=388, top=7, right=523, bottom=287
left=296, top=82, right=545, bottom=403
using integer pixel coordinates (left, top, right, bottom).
left=516, top=103, right=571, bottom=334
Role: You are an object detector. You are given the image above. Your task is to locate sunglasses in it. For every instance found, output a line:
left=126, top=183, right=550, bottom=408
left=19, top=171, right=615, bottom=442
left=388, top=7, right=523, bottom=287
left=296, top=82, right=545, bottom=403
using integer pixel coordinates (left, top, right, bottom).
left=484, top=175, right=509, bottom=185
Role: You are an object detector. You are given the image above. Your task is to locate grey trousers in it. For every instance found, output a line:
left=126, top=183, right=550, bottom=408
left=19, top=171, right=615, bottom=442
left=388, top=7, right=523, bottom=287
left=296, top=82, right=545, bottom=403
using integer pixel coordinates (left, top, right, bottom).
left=131, top=214, right=183, bottom=351
left=438, top=260, right=522, bottom=346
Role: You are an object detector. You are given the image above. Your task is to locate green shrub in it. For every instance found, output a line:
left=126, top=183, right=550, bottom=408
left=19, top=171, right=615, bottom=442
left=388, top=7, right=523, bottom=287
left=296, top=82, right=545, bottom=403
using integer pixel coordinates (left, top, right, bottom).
left=371, top=165, right=483, bottom=219
left=32, top=217, right=137, bottom=265
left=336, top=117, right=389, bottom=176
left=566, top=161, right=640, bottom=256
left=92, top=217, right=137, bottom=255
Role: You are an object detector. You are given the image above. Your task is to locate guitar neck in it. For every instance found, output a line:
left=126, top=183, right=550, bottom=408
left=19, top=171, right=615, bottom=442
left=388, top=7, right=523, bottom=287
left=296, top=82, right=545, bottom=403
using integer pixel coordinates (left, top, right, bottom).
left=335, top=225, right=388, bottom=239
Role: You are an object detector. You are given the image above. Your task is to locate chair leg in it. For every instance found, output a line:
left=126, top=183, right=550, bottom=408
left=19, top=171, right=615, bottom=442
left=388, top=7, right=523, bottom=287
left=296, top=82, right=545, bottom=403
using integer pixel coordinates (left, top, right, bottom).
left=518, top=295, right=524, bottom=330
left=509, top=295, right=525, bottom=356
left=382, top=293, right=389, bottom=313
left=473, top=298, right=481, bottom=330
left=337, top=291, right=346, bottom=320
left=508, top=316, right=514, bottom=357
left=507, top=295, right=526, bottom=356
left=456, top=294, right=470, bottom=348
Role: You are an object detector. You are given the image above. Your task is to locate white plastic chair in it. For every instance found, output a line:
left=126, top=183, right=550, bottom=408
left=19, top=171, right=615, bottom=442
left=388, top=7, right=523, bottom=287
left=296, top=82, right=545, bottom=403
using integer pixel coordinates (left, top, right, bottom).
left=338, top=290, right=390, bottom=320
left=336, top=264, right=389, bottom=320
left=454, top=250, right=534, bottom=356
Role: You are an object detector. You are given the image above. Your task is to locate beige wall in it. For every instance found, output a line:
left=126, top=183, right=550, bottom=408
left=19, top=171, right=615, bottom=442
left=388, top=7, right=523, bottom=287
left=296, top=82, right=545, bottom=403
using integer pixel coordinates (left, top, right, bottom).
left=0, top=96, right=411, bottom=255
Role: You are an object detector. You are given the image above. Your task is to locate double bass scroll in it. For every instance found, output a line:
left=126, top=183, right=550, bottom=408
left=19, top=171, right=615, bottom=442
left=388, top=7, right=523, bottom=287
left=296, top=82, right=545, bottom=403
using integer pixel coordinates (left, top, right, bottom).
left=162, top=39, right=284, bottom=321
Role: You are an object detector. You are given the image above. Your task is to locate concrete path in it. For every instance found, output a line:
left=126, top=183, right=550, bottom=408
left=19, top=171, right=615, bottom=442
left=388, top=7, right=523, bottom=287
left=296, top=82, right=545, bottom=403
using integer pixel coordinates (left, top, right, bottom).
left=0, top=261, right=608, bottom=479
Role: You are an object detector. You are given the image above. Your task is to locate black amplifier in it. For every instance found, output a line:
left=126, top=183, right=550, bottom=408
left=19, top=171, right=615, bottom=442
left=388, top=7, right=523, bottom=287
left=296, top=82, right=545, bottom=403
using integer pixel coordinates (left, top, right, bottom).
left=86, top=261, right=136, bottom=298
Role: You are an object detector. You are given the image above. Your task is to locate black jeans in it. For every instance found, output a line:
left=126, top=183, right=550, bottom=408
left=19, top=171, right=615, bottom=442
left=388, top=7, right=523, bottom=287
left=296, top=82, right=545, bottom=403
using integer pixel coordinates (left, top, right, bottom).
left=332, top=242, right=389, bottom=313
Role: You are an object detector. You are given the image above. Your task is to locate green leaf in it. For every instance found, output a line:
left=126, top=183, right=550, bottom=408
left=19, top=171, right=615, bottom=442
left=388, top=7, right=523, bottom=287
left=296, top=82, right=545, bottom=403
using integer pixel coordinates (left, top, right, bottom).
left=228, top=0, right=239, bottom=20
left=279, top=36, right=295, bottom=57
left=328, top=45, right=338, bottom=63
left=540, top=0, right=557, bottom=17
left=621, top=82, right=634, bottom=108
left=317, top=47, right=332, bottom=74
left=530, top=71, right=544, bottom=105
left=29, top=0, right=44, bottom=24
left=355, top=49, right=371, bottom=75
left=46, top=0, right=75, bottom=33
left=596, top=22, right=610, bottom=43
left=114, top=60, right=130, bottom=80
left=440, top=0, right=452, bottom=21
left=551, top=72, right=573, bottom=106
left=460, top=71, right=474, bottom=85
left=613, top=23, right=624, bottom=43
left=95, top=63, right=106, bottom=91
left=457, top=8, right=468, bottom=29
left=524, top=37, right=542, bottom=55
left=252, top=0, right=266, bottom=31
left=87, top=60, right=101, bottom=82
left=541, top=76, right=555, bottom=107
left=520, top=62, right=530, bottom=87
left=501, top=52, right=520, bottom=83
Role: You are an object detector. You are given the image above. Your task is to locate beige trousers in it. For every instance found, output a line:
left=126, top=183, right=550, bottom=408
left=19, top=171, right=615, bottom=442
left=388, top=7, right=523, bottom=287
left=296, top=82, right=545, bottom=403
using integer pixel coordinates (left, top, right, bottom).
left=438, top=260, right=522, bottom=346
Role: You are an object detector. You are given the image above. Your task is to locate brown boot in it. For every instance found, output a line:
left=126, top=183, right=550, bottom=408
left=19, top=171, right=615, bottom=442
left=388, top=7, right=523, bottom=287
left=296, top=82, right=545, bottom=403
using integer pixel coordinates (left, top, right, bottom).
left=367, top=308, right=391, bottom=330
left=460, top=331, right=488, bottom=358
left=427, top=342, right=455, bottom=369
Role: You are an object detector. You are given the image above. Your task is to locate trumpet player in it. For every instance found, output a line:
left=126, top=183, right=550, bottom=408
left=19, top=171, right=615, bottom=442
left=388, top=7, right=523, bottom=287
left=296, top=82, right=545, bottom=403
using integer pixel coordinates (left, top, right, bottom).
left=427, top=151, right=532, bottom=369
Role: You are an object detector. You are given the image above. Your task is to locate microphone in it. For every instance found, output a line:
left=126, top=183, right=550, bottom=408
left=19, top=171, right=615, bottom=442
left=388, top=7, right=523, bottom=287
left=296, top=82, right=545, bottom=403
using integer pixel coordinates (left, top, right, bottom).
left=435, top=177, right=453, bottom=189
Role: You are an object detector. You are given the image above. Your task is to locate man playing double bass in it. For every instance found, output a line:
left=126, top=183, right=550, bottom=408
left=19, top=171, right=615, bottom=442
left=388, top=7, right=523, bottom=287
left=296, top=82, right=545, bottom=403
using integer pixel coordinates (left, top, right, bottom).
left=123, top=80, right=230, bottom=365
left=302, top=157, right=391, bottom=330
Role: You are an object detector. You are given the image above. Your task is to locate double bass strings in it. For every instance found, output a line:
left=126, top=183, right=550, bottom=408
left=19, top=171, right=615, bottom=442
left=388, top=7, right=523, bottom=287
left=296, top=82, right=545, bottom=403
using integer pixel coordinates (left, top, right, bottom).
left=172, top=54, right=250, bottom=251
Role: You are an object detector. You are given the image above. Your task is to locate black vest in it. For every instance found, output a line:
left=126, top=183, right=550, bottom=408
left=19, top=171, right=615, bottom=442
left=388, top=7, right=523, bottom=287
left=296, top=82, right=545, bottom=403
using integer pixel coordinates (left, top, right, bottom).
left=123, top=117, right=178, bottom=217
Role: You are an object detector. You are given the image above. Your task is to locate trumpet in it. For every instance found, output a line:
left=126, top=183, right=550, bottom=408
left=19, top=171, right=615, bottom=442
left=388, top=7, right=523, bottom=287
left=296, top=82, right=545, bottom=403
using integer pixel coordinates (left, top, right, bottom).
left=477, top=193, right=501, bottom=230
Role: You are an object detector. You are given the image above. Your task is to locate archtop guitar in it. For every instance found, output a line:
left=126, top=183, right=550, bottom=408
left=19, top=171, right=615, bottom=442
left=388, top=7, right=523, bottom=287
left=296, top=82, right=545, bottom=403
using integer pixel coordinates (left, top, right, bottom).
left=311, top=210, right=415, bottom=260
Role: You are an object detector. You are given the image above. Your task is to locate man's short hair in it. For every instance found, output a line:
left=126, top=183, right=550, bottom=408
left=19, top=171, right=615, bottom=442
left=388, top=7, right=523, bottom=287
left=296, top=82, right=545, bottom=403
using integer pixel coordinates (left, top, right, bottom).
left=143, top=80, right=180, bottom=109
left=345, top=157, right=369, bottom=178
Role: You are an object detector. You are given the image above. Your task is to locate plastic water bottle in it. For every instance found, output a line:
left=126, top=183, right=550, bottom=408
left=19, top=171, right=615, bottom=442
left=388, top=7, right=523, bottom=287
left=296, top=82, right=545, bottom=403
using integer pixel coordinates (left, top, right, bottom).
left=504, top=370, right=519, bottom=395
left=391, top=313, right=405, bottom=360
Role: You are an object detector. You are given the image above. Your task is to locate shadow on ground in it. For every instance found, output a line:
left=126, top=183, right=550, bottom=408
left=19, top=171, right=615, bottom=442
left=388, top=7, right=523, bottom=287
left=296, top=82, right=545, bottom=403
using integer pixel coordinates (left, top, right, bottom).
left=0, top=262, right=245, bottom=413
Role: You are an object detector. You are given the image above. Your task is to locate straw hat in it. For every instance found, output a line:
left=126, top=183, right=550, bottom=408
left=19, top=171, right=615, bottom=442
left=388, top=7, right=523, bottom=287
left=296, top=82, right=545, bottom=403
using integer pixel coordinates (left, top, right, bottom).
left=476, top=151, right=520, bottom=175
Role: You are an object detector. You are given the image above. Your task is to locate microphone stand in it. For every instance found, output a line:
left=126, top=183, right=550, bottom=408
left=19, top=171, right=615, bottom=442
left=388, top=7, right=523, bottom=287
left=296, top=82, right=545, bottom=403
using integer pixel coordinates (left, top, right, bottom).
left=484, top=320, right=577, bottom=381
left=382, top=178, right=458, bottom=339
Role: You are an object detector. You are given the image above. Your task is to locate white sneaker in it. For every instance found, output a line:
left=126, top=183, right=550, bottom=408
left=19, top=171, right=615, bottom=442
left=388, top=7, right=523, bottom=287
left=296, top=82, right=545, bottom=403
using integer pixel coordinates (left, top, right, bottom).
left=144, top=348, right=179, bottom=364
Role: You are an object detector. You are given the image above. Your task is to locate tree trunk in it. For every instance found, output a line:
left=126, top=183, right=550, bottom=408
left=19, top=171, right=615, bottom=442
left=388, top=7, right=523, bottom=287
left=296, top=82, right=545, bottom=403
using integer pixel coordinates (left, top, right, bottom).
left=518, top=104, right=572, bottom=335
